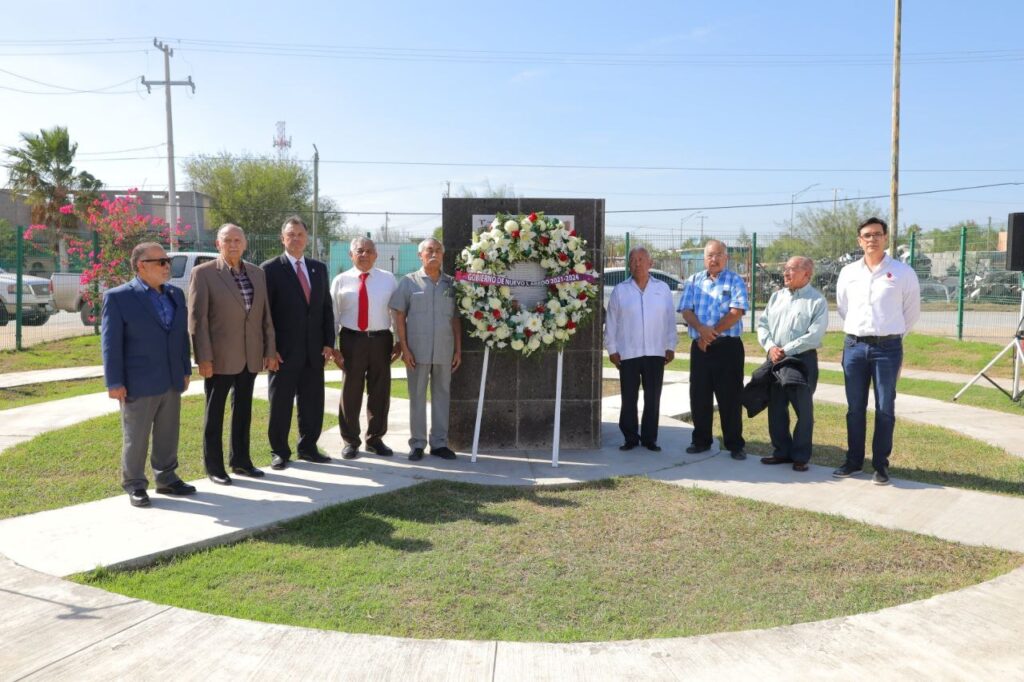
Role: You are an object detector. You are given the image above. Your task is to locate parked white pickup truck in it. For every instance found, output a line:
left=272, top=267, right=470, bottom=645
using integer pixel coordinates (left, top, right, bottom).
left=0, top=267, right=55, bottom=326
left=51, top=251, right=219, bottom=325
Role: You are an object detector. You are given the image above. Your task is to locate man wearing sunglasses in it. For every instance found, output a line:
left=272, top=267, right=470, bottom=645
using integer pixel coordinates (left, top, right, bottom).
left=833, top=217, right=920, bottom=486
left=102, top=242, right=196, bottom=508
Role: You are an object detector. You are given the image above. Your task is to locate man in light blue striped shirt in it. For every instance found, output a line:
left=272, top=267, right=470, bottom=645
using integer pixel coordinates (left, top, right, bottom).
left=678, top=240, right=749, bottom=459
left=756, top=256, right=828, bottom=471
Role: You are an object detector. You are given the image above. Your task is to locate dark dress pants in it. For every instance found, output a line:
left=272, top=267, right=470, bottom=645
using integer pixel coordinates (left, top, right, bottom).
left=689, top=335, right=745, bottom=452
left=618, top=355, right=665, bottom=447
left=767, top=350, right=818, bottom=464
left=203, top=368, right=257, bottom=475
left=338, top=329, right=392, bottom=445
left=268, top=359, right=326, bottom=459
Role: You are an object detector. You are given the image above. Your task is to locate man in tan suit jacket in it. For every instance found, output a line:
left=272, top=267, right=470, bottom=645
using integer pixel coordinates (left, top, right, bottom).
left=189, top=223, right=278, bottom=485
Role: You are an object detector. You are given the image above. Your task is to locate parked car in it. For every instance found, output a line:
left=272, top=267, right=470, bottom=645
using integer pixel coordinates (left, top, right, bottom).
left=0, top=267, right=55, bottom=326
left=51, top=251, right=219, bottom=325
left=918, top=278, right=950, bottom=303
left=969, top=270, right=1022, bottom=304
left=602, top=267, right=686, bottom=324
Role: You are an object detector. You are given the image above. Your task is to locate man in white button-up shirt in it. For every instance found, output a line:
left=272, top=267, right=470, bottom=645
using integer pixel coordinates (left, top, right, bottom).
left=833, top=217, right=920, bottom=485
left=606, top=247, right=678, bottom=452
left=329, top=237, right=399, bottom=460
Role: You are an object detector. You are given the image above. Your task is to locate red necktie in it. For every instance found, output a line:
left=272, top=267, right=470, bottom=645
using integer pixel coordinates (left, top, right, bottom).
left=358, top=272, right=369, bottom=331
left=295, top=260, right=311, bottom=304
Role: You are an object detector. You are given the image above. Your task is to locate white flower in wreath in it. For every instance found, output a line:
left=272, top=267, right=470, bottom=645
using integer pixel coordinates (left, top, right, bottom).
left=474, top=319, right=488, bottom=331
left=470, top=258, right=485, bottom=272
left=487, top=297, right=501, bottom=310
left=503, top=219, right=518, bottom=232
left=490, top=218, right=500, bottom=229
left=526, top=315, right=544, bottom=333
left=555, top=313, right=568, bottom=327
left=554, top=328, right=568, bottom=340
left=568, top=237, right=580, bottom=250
left=497, top=341, right=507, bottom=348
left=495, top=325, right=511, bottom=339
left=510, top=339, right=525, bottom=351
left=499, top=285, right=511, bottom=297
left=520, top=228, right=534, bottom=242
left=527, top=336, right=541, bottom=351
left=542, top=333, right=554, bottom=344
left=573, top=262, right=587, bottom=274
left=546, top=299, right=561, bottom=313
left=460, top=296, right=473, bottom=310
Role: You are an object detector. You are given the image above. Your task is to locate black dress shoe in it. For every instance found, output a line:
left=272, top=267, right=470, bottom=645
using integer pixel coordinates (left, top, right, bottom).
left=642, top=443, right=662, bottom=452
left=231, top=466, right=265, bottom=478
left=155, top=480, right=197, bottom=495
left=686, top=444, right=711, bottom=454
left=208, top=473, right=232, bottom=486
left=270, top=454, right=288, bottom=470
left=429, top=446, right=457, bottom=460
left=342, top=444, right=359, bottom=459
left=730, top=449, right=747, bottom=460
left=366, top=440, right=393, bottom=457
left=619, top=442, right=639, bottom=451
left=409, top=448, right=424, bottom=461
left=298, top=452, right=332, bottom=463
left=128, top=489, right=150, bottom=507
left=760, top=456, right=793, bottom=465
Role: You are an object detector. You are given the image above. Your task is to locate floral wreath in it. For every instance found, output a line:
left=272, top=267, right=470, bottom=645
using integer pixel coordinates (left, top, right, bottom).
left=454, top=211, right=598, bottom=356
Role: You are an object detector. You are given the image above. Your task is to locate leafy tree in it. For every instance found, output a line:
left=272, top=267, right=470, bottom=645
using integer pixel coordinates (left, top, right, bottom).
left=764, top=199, right=885, bottom=263
left=3, top=126, right=103, bottom=269
left=184, top=153, right=345, bottom=257
left=922, top=220, right=999, bottom=252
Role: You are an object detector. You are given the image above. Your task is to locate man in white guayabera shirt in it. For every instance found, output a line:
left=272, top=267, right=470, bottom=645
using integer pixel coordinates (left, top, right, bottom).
left=605, top=246, right=677, bottom=452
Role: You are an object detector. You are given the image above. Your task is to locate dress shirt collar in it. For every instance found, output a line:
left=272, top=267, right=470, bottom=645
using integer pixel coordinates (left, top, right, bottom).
left=135, top=276, right=164, bottom=295
left=856, top=253, right=893, bottom=273
left=285, top=252, right=306, bottom=270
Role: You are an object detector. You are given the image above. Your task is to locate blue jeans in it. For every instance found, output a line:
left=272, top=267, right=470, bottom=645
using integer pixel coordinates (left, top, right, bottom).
left=842, top=335, right=903, bottom=470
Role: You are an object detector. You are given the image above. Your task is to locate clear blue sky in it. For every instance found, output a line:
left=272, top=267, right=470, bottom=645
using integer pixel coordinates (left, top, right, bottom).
left=1, top=1, right=1022, bottom=239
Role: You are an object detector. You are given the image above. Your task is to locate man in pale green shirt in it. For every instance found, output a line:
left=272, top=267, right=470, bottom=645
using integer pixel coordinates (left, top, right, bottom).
left=756, top=256, right=828, bottom=470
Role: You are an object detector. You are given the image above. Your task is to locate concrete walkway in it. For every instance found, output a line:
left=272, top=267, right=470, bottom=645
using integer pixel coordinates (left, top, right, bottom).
left=2, top=370, right=1024, bottom=678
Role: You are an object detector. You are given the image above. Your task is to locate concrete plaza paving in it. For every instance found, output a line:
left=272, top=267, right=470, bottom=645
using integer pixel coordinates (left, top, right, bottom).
left=1, top=369, right=1024, bottom=679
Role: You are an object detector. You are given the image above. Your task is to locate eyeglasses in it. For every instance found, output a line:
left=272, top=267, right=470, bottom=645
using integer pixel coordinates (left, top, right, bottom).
left=858, top=232, right=886, bottom=240
left=705, top=253, right=726, bottom=260
left=140, top=258, right=171, bottom=266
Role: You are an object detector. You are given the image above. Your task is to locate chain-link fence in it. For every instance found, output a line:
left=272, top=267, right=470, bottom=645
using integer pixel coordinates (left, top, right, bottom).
left=607, top=228, right=1023, bottom=343
left=0, top=230, right=435, bottom=352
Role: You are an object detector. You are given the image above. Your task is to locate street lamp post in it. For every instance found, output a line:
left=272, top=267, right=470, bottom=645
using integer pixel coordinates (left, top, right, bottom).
left=678, top=210, right=702, bottom=248
left=790, top=183, right=820, bottom=227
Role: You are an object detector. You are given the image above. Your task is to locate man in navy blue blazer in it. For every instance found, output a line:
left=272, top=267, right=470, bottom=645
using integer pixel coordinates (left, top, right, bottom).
left=102, top=242, right=197, bottom=507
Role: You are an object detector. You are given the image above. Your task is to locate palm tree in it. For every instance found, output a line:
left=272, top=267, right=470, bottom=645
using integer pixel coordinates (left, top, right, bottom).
left=3, top=126, right=102, bottom=270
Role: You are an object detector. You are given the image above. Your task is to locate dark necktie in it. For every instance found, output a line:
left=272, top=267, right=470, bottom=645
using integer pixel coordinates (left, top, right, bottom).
left=295, top=260, right=311, bottom=303
left=358, top=272, right=369, bottom=331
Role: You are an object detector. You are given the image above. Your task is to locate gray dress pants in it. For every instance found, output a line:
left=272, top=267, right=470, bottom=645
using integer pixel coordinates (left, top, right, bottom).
left=120, top=388, right=183, bottom=492
left=407, top=362, right=452, bottom=450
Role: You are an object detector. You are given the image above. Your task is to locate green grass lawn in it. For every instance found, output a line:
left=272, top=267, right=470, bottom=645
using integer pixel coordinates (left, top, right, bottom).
left=0, top=334, right=101, bottom=373
left=0, top=377, right=108, bottom=409
left=0, top=396, right=338, bottom=519
left=75, top=477, right=1022, bottom=642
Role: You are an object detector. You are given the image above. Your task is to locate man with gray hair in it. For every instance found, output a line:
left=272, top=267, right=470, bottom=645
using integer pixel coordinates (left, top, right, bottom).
left=755, top=256, right=828, bottom=472
left=389, top=238, right=463, bottom=460
left=605, top=246, right=677, bottom=451
left=189, top=223, right=277, bottom=485
left=102, top=242, right=195, bottom=507
left=330, top=236, right=399, bottom=459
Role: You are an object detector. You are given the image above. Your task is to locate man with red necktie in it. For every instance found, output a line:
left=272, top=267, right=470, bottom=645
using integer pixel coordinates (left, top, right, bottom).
left=330, top=236, right=399, bottom=459
left=261, top=216, right=336, bottom=470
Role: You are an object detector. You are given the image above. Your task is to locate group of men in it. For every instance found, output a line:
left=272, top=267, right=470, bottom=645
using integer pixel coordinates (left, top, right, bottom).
left=102, top=218, right=460, bottom=507
left=605, top=217, right=920, bottom=485
left=102, top=214, right=919, bottom=508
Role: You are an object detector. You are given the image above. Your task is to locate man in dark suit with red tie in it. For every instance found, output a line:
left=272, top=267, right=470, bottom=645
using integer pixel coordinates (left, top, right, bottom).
left=261, top=216, right=336, bottom=470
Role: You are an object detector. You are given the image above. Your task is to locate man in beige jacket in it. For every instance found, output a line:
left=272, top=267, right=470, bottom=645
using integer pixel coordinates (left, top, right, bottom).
left=189, top=223, right=277, bottom=485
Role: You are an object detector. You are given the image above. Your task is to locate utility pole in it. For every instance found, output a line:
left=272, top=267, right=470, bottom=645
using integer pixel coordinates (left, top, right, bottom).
left=889, top=0, right=902, bottom=256
left=312, top=144, right=320, bottom=259
left=445, top=180, right=451, bottom=198
left=699, top=215, right=707, bottom=243
left=832, top=188, right=841, bottom=214
left=141, top=38, right=195, bottom=251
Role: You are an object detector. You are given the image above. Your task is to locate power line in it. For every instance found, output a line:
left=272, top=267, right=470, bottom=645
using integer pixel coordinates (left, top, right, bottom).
left=0, top=67, right=139, bottom=93
left=56, top=154, right=1024, bottom=174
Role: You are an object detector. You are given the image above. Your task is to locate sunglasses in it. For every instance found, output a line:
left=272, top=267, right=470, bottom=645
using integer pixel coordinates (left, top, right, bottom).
left=141, top=258, right=172, bottom=266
